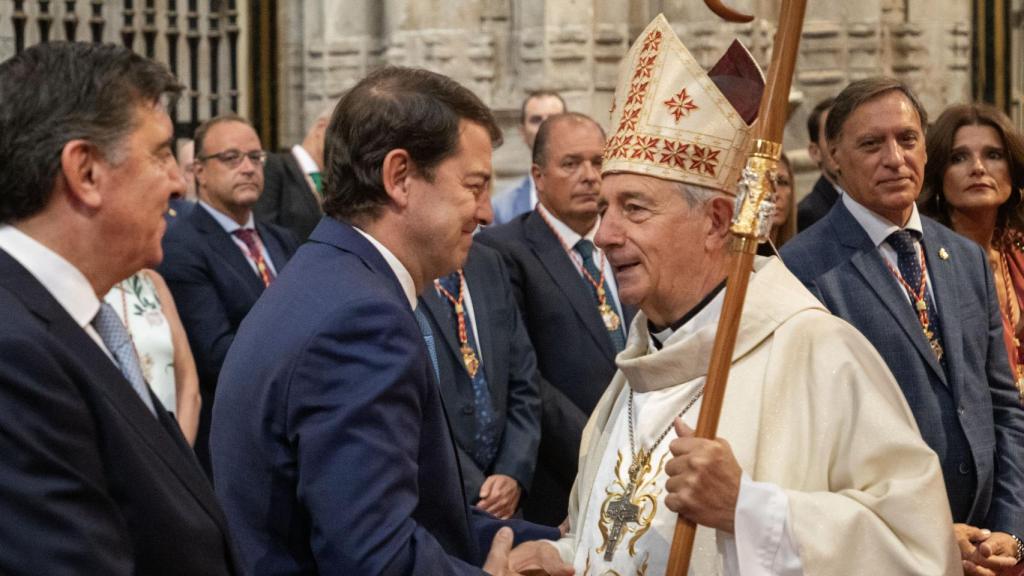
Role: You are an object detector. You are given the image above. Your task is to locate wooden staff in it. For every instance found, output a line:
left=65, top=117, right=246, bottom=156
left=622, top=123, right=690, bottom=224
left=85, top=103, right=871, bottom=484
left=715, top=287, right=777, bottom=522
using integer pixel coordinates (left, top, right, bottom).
left=663, top=0, right=807, bottom=574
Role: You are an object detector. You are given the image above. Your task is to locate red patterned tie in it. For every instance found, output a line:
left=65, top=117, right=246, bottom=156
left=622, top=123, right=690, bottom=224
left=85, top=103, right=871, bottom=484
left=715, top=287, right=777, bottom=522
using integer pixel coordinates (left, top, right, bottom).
left=233, top=228, right=274, bottom=287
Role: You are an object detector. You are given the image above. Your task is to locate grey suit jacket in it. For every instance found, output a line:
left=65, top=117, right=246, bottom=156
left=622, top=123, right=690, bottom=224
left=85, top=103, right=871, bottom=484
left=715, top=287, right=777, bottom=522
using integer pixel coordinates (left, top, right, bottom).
left=419, top=243, right=542, bottom=502
left=782, top=200, right=1024, bottom=536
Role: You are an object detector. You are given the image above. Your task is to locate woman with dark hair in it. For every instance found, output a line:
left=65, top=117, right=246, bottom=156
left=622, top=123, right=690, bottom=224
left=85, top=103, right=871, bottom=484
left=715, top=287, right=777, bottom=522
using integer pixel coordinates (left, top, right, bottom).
left=771, top=153, right=797, bottom=248
left=757, top=152, right=796, bottom=256
left=921, top=102, right=1024, bottom=406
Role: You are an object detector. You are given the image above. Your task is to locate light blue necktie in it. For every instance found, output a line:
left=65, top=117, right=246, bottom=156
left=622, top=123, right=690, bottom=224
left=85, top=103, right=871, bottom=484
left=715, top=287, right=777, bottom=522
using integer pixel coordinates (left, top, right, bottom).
left=92, top=302, right=156, bottom=416
left=414, top=306, right=441, bottom=384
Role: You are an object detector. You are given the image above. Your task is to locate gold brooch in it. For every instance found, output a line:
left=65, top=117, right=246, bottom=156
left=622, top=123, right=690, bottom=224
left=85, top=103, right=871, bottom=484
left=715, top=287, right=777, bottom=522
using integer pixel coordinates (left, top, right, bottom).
left=938, top=248, right=949, bottom=260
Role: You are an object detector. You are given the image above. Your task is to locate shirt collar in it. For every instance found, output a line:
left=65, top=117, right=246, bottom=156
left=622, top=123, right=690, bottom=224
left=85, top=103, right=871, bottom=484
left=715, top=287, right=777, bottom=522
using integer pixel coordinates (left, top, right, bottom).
left=199, top=200, right=255, bottom=233
left=841, top=190, right=923, bottom=248
left=0, top=225, right=100, bottom=329
left=290, top=144, right=320, bottom=174
left=352, top=227, right=418, bottom=310
left=536, top=202, right=600, bottom=247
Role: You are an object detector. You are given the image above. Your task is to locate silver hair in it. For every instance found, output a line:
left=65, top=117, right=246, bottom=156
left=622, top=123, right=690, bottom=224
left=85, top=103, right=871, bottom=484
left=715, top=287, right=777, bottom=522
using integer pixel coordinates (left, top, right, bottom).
left=674, top=181, right=729, bottom=208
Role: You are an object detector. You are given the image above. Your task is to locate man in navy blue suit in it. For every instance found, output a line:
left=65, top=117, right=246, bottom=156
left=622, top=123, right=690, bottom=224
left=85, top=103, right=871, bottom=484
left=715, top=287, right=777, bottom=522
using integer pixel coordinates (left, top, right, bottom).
left=783, top=77, right=1024, bottom=575
left=419, top=197, right=542, bottom=520
left=211, top=67, right=562, bottom=575
left=478, top=112, right=635, bottom=526
left=159, top=115, right=298, bottom=474
left=0, top=42, right=238, bottom=575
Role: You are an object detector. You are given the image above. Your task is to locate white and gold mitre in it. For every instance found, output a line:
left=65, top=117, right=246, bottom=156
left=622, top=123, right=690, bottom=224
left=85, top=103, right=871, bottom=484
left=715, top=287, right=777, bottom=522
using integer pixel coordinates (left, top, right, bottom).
left=603, top=14, right=765, bottom=194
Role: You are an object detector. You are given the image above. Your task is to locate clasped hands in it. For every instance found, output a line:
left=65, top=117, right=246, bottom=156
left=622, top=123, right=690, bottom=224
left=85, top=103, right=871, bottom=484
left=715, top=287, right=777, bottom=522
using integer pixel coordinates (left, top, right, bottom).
left=956, top=524, right=1021, bottom=576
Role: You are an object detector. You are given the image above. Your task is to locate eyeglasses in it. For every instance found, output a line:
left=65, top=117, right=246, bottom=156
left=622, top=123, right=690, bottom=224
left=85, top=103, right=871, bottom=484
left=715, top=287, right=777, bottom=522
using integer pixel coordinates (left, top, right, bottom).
left=199, top=149, right=267, bottom=168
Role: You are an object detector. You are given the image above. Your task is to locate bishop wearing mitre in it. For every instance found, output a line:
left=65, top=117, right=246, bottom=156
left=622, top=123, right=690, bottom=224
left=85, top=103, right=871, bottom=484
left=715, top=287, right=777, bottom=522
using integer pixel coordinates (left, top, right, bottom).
left=510, top=14, right=960, bottom=576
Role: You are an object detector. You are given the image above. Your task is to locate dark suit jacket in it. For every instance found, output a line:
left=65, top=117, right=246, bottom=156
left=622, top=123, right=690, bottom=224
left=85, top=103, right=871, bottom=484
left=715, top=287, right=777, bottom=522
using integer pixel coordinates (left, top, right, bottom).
left=158, top=204, right=298, bottom=472
left=211, top=218, right=556, bottom=574
left=255, top=151, right=323, bottom=241
left=477, top=210, right=636, bottom=525
left=0, top=249, right=239, bottom=575
left=782, top=200, right=1024, bottom=535
left=419, top=243, right=542, bottom=501
left=492, top=175, right=532, bottom=226
left=796, top=175, right=839, bottom=232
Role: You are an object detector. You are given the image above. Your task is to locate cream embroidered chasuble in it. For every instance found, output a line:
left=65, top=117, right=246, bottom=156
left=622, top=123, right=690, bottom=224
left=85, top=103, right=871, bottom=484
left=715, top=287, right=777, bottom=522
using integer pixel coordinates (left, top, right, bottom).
left=550, top=257, right=960, bottom=575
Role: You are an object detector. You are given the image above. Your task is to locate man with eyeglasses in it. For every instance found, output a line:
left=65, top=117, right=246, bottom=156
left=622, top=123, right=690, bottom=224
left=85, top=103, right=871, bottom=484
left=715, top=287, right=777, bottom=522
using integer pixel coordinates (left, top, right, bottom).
left=159, top=114, right=298, bottom=475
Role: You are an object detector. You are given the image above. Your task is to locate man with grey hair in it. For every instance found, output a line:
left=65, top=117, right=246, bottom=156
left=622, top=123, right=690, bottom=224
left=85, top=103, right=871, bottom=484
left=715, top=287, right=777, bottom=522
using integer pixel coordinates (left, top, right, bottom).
left=783, top=77, right=1024, bottom=575
left=255, top=106, right=333, bottom=241
left=0, top=41, right=239, bottom=574
left=510, top=17, right=958, bottom=576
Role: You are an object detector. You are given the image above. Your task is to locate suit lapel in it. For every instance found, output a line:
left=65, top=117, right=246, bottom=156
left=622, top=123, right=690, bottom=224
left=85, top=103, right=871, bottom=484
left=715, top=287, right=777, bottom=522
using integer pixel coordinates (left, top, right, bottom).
left=524, top=212, right=616, bottom=362
left=462, top=255, right=496, bottom=384
left=832, top=203, right=949, bottom=386
left=922, top=221, right=963, bottom=395
left=421, top=287, right=463, bottom=370
left=284, top=152, right=321, bottom=204
left=191, top=206, right=265, bottom=297
left=0, top=253, right=231, bottom=535
left=256, top=221, right=290, bottom=272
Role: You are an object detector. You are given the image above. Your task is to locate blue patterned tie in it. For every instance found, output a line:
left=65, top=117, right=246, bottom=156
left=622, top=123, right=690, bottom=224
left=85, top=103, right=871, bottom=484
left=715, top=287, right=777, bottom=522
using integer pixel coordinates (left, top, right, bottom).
left=414, top=306, right=441, bottom=384
left=438, top=273, right=499, bottom=470
left=574, top=239, right=626, bottom=352
left=92, top=302, right=156, bottom=416
left=887, top=230, right=944, bottom=361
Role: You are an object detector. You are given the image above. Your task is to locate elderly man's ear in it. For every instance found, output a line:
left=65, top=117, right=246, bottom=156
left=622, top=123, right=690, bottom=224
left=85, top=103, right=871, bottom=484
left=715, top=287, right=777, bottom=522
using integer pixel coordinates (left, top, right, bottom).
left=705, top=196, right=733, bottom=250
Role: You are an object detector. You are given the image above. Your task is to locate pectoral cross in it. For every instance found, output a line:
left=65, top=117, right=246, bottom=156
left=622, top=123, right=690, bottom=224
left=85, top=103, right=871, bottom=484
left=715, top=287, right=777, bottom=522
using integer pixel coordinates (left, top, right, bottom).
left=604, top=481, right=640, bottom=561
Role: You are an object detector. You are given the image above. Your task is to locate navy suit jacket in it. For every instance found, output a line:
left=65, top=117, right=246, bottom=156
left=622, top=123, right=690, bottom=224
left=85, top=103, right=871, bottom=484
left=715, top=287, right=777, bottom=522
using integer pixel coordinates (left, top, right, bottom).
left=0, top=250, right=239, bottom=575
left=254, top=151, right=323, bottom=241
left=782, top=200, right=1024, bottom=535
left=211, top=218, right=556, bottom=575
left=419, top=242, right=542, bottom=501
left=492, top=176, right=533, bottom=226
left=477, top=210, right=636, bottom=525
left=158, top=204, right=298, bottom=471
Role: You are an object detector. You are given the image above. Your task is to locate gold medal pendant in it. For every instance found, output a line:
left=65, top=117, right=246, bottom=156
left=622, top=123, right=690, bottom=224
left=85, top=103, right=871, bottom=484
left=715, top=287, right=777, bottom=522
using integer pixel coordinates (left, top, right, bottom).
left=924, top=328, right=944, bottom=361
left=1015, top=367, right=1024, bottom=405
left=600, top=303, right=621, bottom=332
left=461, top=344, right=480, bottom=378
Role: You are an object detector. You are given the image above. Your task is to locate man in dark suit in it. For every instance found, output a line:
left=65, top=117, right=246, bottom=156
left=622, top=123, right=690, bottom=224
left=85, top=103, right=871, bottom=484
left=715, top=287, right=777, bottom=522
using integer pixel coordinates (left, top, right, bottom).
left=796, top=96, right=840, bottom=231
left=159, top=114, right=298, bottom=474
left=420, top=223, right=542, bottom=519
left=478, top=112, right=635, bottom=526
left=492, top=91, right=565, bottom=225
left=211, top=67, right=561, bottom=575
left=0, top=42, right=238, bottom=575
left=254, top=109, right=330, bottom=241
left=783, top=77, right=1024, bottom=574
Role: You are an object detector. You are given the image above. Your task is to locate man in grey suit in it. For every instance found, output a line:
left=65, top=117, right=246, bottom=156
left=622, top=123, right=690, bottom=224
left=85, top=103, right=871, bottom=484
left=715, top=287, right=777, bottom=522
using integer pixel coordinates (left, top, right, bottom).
left=478, top=112, right=634, bottom=526
left=782, top=77, right=1024, bottom=575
